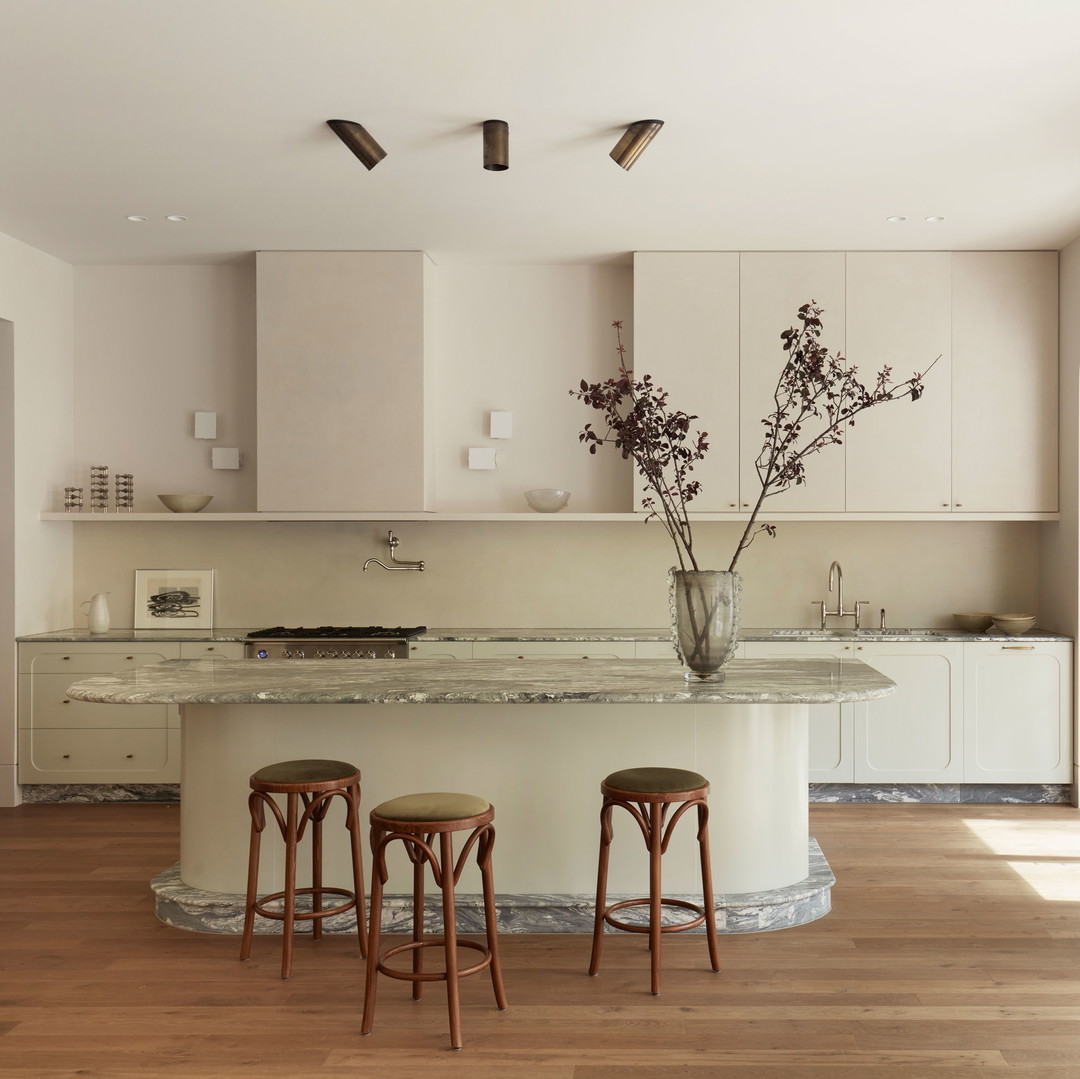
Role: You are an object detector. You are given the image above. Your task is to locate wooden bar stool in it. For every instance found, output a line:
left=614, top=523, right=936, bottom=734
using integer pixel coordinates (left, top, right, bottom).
left=239, top=758, right=367, bottom=979
left=361, top=792, right=508, bottom=1051
left=589, top=766, right=721, bottom=995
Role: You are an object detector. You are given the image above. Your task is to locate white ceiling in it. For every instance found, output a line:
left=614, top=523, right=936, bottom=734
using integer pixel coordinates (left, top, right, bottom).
left=3, top=0, right=1080, bottom=265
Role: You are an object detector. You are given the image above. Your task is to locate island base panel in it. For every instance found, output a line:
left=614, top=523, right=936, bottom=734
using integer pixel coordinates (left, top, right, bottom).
left=179, top=701, right=810, bottom=898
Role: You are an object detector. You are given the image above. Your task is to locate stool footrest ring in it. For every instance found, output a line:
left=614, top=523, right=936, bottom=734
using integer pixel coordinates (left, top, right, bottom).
left=603, top=896, right=707, bottom=936
left=253, top=886, right=357, bottom=923
left=377, top=937, right=493, bottom=983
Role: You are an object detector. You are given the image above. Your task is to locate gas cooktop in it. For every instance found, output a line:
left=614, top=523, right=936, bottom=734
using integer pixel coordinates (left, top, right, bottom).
left=247, top=625, right=427, bottom=639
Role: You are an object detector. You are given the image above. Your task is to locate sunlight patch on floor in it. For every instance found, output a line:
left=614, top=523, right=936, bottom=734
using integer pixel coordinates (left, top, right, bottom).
left=964, top=817, right=1080, bottom=901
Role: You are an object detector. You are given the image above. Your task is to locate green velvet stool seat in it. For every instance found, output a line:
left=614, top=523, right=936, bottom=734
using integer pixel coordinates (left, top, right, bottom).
left=361, top=792, right=508, bottom=1051
left=239, top=758, right=367, bottom=979
left=589, top=766, right=721, bottom=995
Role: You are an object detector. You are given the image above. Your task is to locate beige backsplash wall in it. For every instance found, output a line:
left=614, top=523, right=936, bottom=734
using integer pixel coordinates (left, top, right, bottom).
left=71, top=519, right=1042, bottom=631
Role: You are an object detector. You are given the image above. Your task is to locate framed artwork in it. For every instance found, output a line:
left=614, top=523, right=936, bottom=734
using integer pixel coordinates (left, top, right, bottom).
left=134, top=569, right=214, bottom=630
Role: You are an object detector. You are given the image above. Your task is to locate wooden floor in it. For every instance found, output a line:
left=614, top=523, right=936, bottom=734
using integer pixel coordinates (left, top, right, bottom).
left=3, top=802, right=1080, bottom=1078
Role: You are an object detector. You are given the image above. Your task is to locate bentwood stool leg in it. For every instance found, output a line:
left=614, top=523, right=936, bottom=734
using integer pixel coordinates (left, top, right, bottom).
left=589, top=766, right=721, bottom=995
left=588, top=801, right=614, bottom=977
left=361, top=792, right=507, bottom=1051
left=649, top=800, right=663, bottom=996
left=239, top=759, right=366, bottom=979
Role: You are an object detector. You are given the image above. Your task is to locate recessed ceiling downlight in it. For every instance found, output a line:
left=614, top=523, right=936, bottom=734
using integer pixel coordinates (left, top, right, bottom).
left=886, top=216, right=906, bottom=222
left=125, top=215, right=149, bottom=222
left=925, top=215, right=945, bottom=222
left=165, top=215, right=188, bottom=222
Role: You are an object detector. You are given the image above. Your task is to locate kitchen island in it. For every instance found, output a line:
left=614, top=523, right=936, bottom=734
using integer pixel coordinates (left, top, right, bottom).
left=65, top=655, right=894, bottom=934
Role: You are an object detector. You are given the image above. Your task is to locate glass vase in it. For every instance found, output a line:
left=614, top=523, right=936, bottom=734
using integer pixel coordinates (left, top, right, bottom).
left=669, top=569, right=741, bottom=682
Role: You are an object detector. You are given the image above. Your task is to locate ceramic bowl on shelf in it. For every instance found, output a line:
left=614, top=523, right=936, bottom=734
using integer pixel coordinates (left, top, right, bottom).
left=524, top=489, right=571, bottom=513
left=991, top=613, right=1036, bottom=636
left=157, top=494, right=213, bottom=513
left=952, top=613, right=994, bottom=633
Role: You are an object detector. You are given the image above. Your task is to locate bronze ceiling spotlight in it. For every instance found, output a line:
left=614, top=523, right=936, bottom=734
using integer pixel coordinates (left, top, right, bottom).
left=326, top=119, right=388, bottom=170
left=609, top=119, right=664, bottom=170
left=483, top=119, right=509, bottom=171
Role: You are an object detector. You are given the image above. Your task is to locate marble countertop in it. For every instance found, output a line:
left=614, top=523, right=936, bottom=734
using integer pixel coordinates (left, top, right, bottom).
left=63, top=656, right=896, bottom=706
left=17, top=625, right=1072, bottom=643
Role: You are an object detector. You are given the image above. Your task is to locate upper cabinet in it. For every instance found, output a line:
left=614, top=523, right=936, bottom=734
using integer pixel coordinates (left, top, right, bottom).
left=844, top=253, right=953, bottom=512
left=739, top=253, right=847, bottom=513
left=951, top=252, right=1058, bottom=513
left=632, top=253, right=741, bottom=511
left=256, top=251, right=436, bottom=512
left=633, top=250, right=1058, bottom=519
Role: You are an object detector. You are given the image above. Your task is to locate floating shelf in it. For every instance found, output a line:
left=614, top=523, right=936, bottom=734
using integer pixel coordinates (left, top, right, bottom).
left=39, top=511, right=1060, bottom=523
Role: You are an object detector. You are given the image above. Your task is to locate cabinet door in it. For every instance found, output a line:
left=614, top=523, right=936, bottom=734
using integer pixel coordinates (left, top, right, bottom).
left=20, top=728, right=179, bottom=783
left=742, top=641, right=854, bottom=781
left=178, top=642, right=246, bottom=659
left=853, top=644, right=964, bottom=782
left=632, top=253, right=741, bottom=512
left=409, top=641, right=475, bottom=660
left=964, top=642, right=1071, bottom=782
left=739, top=253, right=847, bottom=512
left=952, top=252, right=1058, bottom=512
left=471, top=642, right=636, bottom=660
left=844, top=253, right=953, bottom=512
left=256, top=250, right=434, bottom=512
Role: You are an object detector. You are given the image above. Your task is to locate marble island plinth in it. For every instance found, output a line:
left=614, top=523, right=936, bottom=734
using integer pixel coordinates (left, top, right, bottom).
left=66, top=656, right=894, bottom=935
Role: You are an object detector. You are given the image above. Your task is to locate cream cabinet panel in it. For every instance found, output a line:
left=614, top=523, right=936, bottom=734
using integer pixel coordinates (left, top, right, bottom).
left=256, top=251, right=435, bottom=512
left=409, top=641, right=475, bottom=660
left=963, top=642, right=1071, bottom=782
left=178, top=642, right=246, bottom=659
left=739, top=253, right=847, bottom=512
left=20, top=728, right=179, bottom=783
left=471, top=642, right=636, bottom=660
left=742, top=641, right=854, bottom=781
left=853, top=645, right=964, bottom=782
left=632, top=252, right=741, bottom=511
left=952, top=252, right=1058, bottom=513
left=844, top=253, right=953, bottom=512
left=635, top=641, right=745, bottom=660
left=19, top=642, right=182, bottom=783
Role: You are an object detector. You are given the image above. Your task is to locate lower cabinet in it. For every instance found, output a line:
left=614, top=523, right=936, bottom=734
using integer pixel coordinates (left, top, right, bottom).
left=963, top=641, right=1071, bottom=782
left=409, top=641, right=475, bottom=660
left=746, top=639, right=1071, bottom=783
left=18, top=641, right=245, bottom=784
left=471, top=641, right=637, bottom=660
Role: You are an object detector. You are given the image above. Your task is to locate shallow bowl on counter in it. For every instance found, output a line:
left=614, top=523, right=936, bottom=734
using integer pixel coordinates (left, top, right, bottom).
left=952, top=613, right=994, bottom=633
left=158, top=494, right=213, bottom=513
left=991, top=613, right=1036, bottom=636
left=524, top=488, right=571, bottom=512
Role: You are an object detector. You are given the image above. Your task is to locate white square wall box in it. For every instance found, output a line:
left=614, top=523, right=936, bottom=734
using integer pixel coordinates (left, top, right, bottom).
left=489, top=411, right=512, bottom=439
left=211, top=447, right=241, bottom=469
left=194, top=411, right=217, bottom=439
left=468, top=448, right=498, bottom=470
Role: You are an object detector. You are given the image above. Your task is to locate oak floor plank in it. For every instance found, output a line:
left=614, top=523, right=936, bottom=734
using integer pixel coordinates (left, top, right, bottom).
left=3, top=801, right=1080, bottom=1077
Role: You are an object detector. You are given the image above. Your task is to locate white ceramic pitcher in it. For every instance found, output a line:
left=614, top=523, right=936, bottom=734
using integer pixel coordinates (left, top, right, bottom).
left=82, top=592, right=111, bottom=635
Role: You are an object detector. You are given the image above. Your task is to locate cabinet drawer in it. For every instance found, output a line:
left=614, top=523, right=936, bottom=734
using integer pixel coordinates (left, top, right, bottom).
left=21, top=728, right=178, bottom=780
left=179, top=642, right=246, bottom=659
left=27, top=650, right=175, bottom=674
left=20, top=673, right=171, bottom=729
left=471, top=642, right=636, bottom=660
left=409, top=642, right=475, bottom=660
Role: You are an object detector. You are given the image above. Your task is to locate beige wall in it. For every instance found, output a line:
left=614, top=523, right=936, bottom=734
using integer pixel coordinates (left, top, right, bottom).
left=71, top=518, right=1042, bottom=631
left=64, top=258, right=1053, bottom=633
left=74, top=264, right=257, bottom=512
left=0, top=229, right=75, bottom=805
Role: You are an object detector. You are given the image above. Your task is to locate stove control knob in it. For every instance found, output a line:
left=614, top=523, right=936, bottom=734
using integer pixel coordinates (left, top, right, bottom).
left=295, top=650, right=305, bottom=659
left=365, top=650, right=377, bottom=660
left=326, top=650, right=339, bottom=659
left=383, top=649, right=396, bottom=659
left=314, top=649, right=327, bottom=659
left=281, top=650, right=291, bottom=659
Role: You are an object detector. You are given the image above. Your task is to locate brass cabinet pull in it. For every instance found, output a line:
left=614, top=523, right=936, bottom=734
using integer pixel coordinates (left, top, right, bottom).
left=1003, top=645, right=1035, bottom=650
left=125, top=754, right=134, bottom=759
left=62, top=754, right=70, bottom=759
